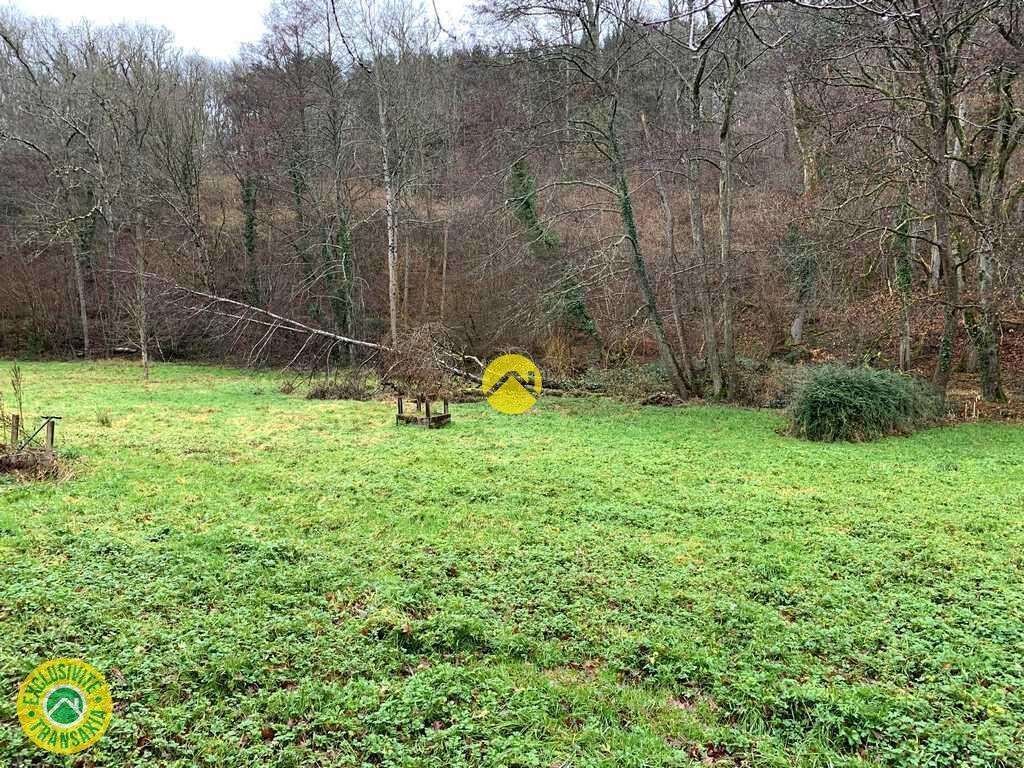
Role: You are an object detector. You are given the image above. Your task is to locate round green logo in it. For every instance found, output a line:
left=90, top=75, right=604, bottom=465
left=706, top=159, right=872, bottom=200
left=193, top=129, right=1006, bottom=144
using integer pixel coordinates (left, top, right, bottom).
left=45, top=685, right=86, bottom=727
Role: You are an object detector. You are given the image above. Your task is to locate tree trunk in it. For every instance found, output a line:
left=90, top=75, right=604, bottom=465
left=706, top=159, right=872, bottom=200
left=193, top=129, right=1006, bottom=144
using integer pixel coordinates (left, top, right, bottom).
left=241, top=177, right=260, bottom=305
left=718, top=53, right=738, bottom=394
left=421, top=242, right=431, bottom=318
left=100, top=199, right=119, bottom=346
left=928, top=223, right=941, bottom=292
left=378, top=88, right=400, bottom=345
left=786, top=82, right=817, bottom=199
left=897, top=302, right=912, bottom=372
left=328, top=210, right=354, bottom=360
left=608, top=117, right=688, bottom=400
left=929, top=126, right=958, bottom=395
left=440, top=219, right=449, bottom=322
left=790, top=306, right=806, bottom=345
left=687, top=76, right=723, bottom=398
left=643, top=113, right=694, bottom=388
left=966, top=235, right=1005, bottom=401
left=135, top=210, right=149, bottom=381
left=657, top=176, right=694, bottom=388
left=894, top=198, right=913, bottom=372
left=403, top=236, right=411, bottom=325
left=72, top=242, right=91, bottom=357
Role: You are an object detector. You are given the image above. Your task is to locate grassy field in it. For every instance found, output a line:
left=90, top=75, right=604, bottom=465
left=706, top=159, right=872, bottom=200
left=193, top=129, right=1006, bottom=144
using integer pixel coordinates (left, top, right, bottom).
left=1, top=361, right=1022, bottom=768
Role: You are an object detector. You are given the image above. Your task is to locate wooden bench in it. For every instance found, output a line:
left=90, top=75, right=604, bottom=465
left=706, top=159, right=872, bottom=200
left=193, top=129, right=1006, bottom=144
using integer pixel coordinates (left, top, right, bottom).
left=396, top=396, right=451, bottom=429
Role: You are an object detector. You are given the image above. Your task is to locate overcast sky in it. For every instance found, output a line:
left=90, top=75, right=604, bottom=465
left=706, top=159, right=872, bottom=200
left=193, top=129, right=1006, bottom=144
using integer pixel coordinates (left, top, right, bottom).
left=8, top=0, right=472, bottom=60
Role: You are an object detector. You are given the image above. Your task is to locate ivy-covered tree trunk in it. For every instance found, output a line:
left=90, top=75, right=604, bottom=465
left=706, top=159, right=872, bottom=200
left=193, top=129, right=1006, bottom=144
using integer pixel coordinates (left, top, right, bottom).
left=782, top=223, right=816, bottom=346
left=893, top=201, right=913, bottom=372
left=71, top=192, right=97, bottom=357
left=928, top=125, right=959, bottom=395
left=240, top=177, right=261, bottom=306
left=965, top=235, right=1005, bottom=401
left=507, top=159, right=597, bottom=340
left=72, top=241, right=91, bottom=357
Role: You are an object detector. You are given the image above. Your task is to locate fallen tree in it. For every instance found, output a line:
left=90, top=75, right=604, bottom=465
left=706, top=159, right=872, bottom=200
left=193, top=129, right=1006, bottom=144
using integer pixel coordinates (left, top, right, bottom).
left=148, top=274, right=487, bottom=384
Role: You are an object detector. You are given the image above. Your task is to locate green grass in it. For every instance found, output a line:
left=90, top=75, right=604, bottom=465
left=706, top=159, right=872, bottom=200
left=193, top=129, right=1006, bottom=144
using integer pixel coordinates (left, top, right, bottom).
left=1, top=361, right=1022, bottom=767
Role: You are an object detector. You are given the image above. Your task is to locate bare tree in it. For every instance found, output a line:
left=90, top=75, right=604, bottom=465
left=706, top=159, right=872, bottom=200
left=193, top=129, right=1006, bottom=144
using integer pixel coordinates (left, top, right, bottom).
left=484, top=0, right=691, bottom=399
left=950, top=4, right=1024, bottom=401
left=0, top=15, right=108, bottom=356
left=332, top=0, right=437, bottom=345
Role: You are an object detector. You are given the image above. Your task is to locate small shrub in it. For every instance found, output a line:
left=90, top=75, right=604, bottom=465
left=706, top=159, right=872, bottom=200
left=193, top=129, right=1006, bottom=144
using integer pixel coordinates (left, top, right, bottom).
left=307, top=369, right=375, bottom=401
left=540, top=334, right=575, bottom=380
left=96, top=410, right=113, bottom=427
left=788, top=365, right=942, bottom=442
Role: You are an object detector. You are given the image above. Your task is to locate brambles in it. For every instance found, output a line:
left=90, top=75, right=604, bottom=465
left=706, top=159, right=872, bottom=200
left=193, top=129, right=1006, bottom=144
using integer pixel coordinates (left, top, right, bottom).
left=788, top=365, right=943, bottom=442
left=307, top=369, right=376, bottom=401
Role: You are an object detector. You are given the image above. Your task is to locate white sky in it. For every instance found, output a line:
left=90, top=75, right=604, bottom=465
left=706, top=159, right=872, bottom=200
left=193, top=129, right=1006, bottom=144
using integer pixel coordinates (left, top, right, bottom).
left=8, top=0, right=472, bottom=60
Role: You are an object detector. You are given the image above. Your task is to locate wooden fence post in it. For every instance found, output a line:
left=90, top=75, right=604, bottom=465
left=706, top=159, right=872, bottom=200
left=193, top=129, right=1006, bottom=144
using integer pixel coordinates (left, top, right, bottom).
left=9, top=414, right=19, bottom=449
left=45, top=420, right=55, bottom=452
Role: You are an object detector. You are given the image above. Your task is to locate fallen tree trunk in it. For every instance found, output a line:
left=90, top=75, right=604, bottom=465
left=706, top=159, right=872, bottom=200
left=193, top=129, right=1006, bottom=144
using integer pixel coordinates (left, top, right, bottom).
left=144, top=274, right=602, bottom=393
left=0, top=450, right=55, bottom=473
left=149, top=275, right=486, bottom=384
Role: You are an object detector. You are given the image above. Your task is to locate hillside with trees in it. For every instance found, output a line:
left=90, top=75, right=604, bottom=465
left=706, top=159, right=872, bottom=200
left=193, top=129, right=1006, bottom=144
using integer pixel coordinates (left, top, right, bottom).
left=1, top=0, right=1022, bottom=402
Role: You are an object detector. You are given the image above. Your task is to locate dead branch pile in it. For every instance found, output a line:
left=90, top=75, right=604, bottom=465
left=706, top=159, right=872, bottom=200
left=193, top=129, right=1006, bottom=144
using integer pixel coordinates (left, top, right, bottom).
left=380, top=324, right=463, bottom=399
left=0, top=447, right=56, bottom=474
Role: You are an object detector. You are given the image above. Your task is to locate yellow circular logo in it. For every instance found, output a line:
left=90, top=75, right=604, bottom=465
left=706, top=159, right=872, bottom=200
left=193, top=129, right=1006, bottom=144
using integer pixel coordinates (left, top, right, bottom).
left=482, top=354, right=542, bottom=414
left=17, top=658, right=113, bottom=754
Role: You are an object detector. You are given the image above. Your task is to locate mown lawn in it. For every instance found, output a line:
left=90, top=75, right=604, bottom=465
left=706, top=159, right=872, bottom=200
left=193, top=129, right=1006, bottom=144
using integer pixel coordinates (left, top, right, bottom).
left=1, top=361, right=1022, bottom=768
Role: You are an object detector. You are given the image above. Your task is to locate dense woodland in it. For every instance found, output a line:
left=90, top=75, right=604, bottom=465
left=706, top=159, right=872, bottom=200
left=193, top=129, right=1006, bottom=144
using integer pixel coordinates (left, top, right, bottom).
left=0, top=0, right=1021, bottom=402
